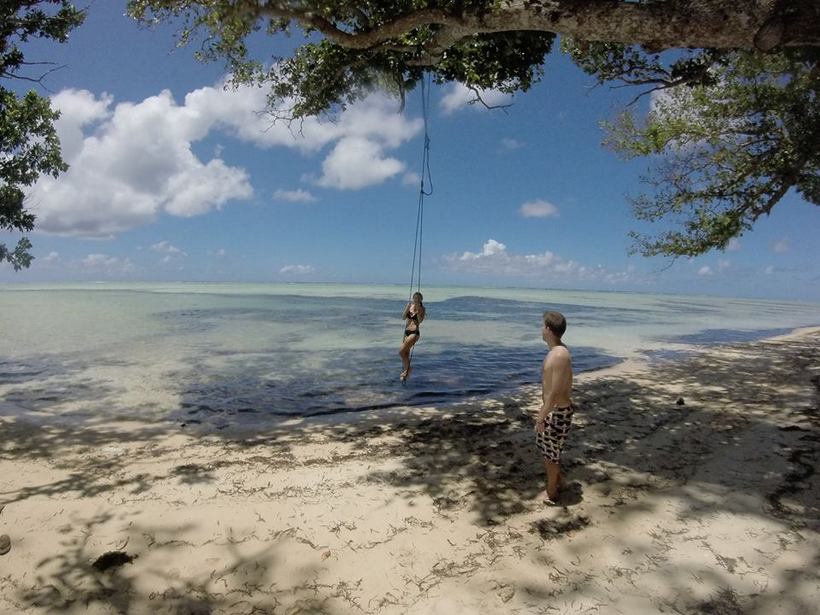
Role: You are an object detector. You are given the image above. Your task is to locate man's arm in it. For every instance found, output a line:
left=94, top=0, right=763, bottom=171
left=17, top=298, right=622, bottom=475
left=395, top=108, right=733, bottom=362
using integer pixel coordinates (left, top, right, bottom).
left=537, top=355, right=553, bottom=428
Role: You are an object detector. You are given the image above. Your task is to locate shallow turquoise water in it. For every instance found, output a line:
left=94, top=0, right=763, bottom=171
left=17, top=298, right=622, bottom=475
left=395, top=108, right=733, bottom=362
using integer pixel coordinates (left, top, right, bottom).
left=1, top=283, right=817, bottom=426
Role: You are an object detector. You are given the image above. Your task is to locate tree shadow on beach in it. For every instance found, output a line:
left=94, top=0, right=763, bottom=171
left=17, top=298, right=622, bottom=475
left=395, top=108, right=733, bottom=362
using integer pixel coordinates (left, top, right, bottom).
left=357, top=334, right=820, bottom=523
left=351, top=334, right=820, bottom=613
left=7, top=507, right=362, bottom=614
left=2, top=334, right=818, bottom=613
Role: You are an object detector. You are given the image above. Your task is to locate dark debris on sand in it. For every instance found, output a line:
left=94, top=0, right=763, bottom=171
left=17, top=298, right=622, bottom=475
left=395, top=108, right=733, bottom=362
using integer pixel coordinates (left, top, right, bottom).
left=92, top=551, right=137, bottom=572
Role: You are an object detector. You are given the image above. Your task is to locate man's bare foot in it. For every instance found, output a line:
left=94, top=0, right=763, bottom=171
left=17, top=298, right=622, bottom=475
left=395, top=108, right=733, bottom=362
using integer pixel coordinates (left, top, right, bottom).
left=540, top=490, right=560, bottom=506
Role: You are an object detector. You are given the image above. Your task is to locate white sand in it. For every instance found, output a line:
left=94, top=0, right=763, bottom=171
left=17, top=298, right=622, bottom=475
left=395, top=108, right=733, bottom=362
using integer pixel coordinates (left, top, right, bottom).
left=1, top=328, right=818, bottom=614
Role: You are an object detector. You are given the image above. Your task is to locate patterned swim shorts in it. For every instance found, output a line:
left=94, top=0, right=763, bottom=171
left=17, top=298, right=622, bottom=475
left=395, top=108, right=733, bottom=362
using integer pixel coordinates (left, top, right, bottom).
left=535, top=405, right=575, bottom=463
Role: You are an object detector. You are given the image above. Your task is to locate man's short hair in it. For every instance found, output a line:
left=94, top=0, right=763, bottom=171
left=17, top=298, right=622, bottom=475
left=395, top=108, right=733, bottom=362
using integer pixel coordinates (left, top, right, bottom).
left=543, top=311, right=566, bottom=338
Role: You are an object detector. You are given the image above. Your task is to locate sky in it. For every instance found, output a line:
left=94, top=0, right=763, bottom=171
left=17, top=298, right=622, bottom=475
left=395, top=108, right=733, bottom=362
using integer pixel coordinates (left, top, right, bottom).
left=2, top=1, right=819, bottom=302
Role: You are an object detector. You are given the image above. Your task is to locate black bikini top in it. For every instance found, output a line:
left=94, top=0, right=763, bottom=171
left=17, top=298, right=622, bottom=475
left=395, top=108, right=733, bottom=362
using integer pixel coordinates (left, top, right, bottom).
left=407, top=310, right=419, bottom=322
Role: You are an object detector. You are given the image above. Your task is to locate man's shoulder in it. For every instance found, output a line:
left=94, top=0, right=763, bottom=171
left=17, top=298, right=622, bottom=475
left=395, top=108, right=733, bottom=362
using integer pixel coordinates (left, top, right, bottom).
left=547, top=345, right=571, bottom=362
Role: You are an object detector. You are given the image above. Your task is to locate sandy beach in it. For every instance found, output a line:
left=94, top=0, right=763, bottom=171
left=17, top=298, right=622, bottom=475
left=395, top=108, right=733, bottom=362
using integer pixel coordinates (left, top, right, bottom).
left=1, top=327, right=818, bottom=614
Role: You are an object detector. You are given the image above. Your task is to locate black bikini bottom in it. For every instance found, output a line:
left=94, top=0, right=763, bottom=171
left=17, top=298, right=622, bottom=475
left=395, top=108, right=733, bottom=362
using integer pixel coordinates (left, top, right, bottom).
left=404, top=329, right=420, bottom=338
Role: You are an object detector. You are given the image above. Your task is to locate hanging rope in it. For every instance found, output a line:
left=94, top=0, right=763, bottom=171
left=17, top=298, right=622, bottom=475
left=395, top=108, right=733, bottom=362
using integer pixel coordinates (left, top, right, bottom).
left=408, top=73, right=433, bottom=301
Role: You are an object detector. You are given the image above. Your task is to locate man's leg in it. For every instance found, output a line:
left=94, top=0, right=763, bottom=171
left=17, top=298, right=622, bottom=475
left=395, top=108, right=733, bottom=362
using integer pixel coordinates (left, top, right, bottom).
left=545, top=459, right=561, bottom=501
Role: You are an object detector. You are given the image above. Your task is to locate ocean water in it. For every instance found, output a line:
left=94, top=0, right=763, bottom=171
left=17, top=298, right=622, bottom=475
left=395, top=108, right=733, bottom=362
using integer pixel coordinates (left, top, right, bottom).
left=0, top=283, right=817, bottom=427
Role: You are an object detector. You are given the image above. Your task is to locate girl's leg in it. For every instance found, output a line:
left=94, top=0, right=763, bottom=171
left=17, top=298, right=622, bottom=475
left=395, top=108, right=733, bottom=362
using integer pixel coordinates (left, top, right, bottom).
left=398, top=335, right=418, bottom=379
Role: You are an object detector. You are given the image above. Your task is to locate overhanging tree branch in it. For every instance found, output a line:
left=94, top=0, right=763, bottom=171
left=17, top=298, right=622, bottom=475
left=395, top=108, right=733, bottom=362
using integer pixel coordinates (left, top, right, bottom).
left=238, top=0, right=820, bottom=53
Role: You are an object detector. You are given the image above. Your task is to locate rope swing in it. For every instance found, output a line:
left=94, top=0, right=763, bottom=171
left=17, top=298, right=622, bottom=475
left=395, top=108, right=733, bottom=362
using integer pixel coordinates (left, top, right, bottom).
left=407, top=73, right=433, bottom=300
left=398, top=74, right=434, bottom=383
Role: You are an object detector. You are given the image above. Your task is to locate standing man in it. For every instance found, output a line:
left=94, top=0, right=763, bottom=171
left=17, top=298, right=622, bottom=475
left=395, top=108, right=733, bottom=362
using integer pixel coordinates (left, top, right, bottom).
left=535, top=311, right=575, bottom=505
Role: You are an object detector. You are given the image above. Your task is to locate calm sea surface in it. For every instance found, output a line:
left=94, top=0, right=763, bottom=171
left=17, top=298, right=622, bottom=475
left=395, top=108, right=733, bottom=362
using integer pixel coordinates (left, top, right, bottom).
left=1, top=283, right=818, bottom=427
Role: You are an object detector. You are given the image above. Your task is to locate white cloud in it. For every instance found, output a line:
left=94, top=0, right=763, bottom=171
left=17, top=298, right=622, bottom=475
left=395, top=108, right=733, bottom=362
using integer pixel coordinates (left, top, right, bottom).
left=80, top=253, right=134, bottom=273
left=29, top=85, right=422, bottom=237
left=718, top=259, right=730, bottom=271
left=458, top=239, right=508, bottom=261
left=501, top=138, right=524, bottom=150
left=317, top=137, right=404, bottom=189
left=273, top=188, right=317, bottom=203
left=150, top=241, right=187, bottom=257
left=402, top=172, right=421, bottom=187
left=764, top=265, right=774, bottom=274
left=519, top=199, right=559, bottom=218
left=82, top=254, right=117, bottom=267
left=51, top=89, right=113, bottom=161
left=440, top=84, right=511, bottom=115
left=772, top=239, right=789, bottom=253
left=726, top=238, right=741, bottom=252
left=444, top=238, right=632, bottom=283
left=41, top=251, right=60, bottom=263
left=280, top=264, right=315, bottom=274
left=604, top=264, right=638, bottom=285
left=332, top=95, right=422, bottom=149
left=29, top=89, right=253, bottom=237
left=165, top=159, right=251, bottom=217
left=698, top=266, right=714, bottom=276
left=215, top=248, right=226, bottom=257
left=186, top=84, right=421, bottom=191
left=187, top=85, right=421, bottom=152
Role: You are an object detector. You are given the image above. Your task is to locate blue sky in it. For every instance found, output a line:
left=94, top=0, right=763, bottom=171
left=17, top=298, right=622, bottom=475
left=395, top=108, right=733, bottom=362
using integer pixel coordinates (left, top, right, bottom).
left=3, top=1, right=819, bottom=301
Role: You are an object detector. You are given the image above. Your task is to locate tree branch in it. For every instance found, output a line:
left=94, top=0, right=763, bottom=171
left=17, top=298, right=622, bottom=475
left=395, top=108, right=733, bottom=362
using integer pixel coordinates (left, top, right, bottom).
left=1, top=62, right=66, bottom=91
left=256, top=4, right=461, bottom=50
left=248, top=0, right=820, bottom=53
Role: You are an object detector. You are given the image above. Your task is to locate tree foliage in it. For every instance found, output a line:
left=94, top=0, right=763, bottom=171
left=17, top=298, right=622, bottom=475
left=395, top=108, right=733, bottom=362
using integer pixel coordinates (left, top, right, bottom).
left=597, top=48, right=819, bottom=257
left=129, top=1, right=557, bottom=118
left=127, top=1, right=819, bottom=258
left=1, top=0, right=85, bottom=270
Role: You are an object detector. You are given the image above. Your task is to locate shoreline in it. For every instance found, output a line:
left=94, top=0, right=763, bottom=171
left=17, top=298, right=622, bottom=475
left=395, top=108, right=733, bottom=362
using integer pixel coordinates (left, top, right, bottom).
left=1, top=326, right=818, bottom=613
left=170, top=323, right=820, bottom=434
left=212, top=323, right=820, bottom=434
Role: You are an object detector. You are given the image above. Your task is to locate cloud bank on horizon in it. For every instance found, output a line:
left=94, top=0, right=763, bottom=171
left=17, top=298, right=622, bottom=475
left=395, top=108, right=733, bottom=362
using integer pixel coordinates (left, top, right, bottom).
left=444, top=239, right=641, bottom=286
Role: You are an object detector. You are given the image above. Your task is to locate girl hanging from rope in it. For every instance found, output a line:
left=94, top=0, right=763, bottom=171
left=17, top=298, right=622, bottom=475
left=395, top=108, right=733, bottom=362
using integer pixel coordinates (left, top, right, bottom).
left=398, top=74, right=432, bottom=384
left=399, top=292, right=425, bottom=382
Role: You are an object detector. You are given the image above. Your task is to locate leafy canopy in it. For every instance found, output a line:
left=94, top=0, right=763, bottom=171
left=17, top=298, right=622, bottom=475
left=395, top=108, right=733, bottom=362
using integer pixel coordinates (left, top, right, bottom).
left=1, top=1, right=85, bottom=270
left=128, top=1, right=556, bottom=118
left=567, top=43, right=819, bottom=257
left=127, top=1, right=819, bottom=258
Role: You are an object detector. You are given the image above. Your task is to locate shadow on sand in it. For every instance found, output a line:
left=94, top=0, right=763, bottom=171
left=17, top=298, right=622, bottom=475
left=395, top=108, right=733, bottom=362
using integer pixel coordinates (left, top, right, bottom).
left=1, top=333, right=818, bottom=613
